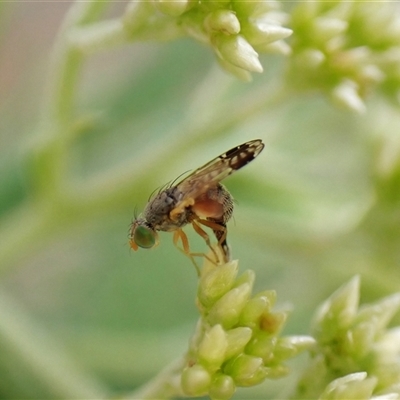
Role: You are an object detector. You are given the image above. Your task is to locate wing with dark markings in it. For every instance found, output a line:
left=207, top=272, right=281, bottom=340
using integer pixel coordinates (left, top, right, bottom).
left=175, top=139, right=264, bottom=202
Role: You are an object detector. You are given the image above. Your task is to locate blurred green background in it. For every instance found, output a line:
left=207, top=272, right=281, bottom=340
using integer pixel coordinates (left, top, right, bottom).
left=0, top=1, right=399, bottom=399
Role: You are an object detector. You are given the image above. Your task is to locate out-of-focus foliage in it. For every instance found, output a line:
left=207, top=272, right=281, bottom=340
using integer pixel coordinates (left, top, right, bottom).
left=0, top=1, right=400, bottom=399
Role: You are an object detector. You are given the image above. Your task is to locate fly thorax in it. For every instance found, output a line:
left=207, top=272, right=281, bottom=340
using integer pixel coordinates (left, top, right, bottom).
left=144, top=189, right=177, bottom=228
left=144, top=187, right=184, bottom=230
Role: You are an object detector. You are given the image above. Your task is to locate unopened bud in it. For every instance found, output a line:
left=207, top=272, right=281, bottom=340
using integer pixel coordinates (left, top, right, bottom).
left=198, top=324, right=228, bottom=369
left=209, top=374, right=236, bottom=400
left=207, top=282, right=252, bottom=329
left=204, top=10, right=241, bottom=35
left=181, top=364, right=212, bottom=396
left=214, top=34, right=263, bottom=73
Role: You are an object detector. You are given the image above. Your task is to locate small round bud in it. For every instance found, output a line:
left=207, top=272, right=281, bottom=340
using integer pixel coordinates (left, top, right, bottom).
left=209, top=374, right=236, bottom=400
left=204, top=10, right=241, bottom=35
left=181, top=364, right=212, bottom=396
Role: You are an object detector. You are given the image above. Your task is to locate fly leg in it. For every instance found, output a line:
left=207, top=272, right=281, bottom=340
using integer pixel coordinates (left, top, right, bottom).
left=191, top=220, right=220, bottom=263
left=172, top=229, right=214, bottom=275
left=196, top=219, right=230, bottom=263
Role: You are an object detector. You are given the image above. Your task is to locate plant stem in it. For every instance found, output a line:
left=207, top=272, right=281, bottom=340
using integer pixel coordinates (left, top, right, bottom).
left=0, top=290, right=109, bottom=398
left=0, top=1, right=112, bottom=276
left=126, top=356, right=186, bottom=399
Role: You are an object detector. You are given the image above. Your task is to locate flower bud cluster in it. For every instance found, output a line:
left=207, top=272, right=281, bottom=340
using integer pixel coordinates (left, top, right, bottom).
left=320, top=372, right=400, bottom=400
left=181, top=257, right=314, bottom=399
left=287, top=2, right=400, bottom=112
left=144, top=0, right=292, bottom=81
left=298, top=276, right=400, bottom=399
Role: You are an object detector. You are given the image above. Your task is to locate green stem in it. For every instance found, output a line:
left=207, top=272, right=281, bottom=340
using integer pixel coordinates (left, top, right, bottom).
left=42, top=0, right=110, bottom=128
left=126, top=356, right=186, bottom=399
left=68, top=19, right=126, bottom=55
left=0, top=1, right=112, bottom=275
left=0, top=202, right=53, bottom=277
left=0, top=290, right=108, bottom=398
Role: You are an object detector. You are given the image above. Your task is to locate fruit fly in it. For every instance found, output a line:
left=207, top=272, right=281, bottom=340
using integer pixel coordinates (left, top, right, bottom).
left=129, top=139, right=264, bottom=269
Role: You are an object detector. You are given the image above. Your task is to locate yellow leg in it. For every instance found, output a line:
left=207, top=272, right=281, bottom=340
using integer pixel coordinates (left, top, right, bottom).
left=172, top=229, right=212, bottom=275
left=195, top=219, right=229, bottom=263
left=191, top=220, right=219, bottom=262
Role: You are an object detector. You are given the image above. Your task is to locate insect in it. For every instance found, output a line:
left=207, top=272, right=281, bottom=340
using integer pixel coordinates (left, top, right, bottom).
left=129, top=139, right=265, bottom=269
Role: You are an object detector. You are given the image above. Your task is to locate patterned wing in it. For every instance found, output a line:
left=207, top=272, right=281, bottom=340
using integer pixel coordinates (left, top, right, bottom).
left=175, top=139, right=264, bottom=202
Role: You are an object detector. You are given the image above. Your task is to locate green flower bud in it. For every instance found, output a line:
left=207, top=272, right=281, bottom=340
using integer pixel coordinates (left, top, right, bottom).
left=312, top=17, right=348, bottom=42
left=198, top=260, right=239, bottom=308
left=246, top=332, right=276, bottom=363
left=209, top=374, right=236, bottom=400
left=242, top=16, right=292, bottom=46
left=370, top=327, right=400, bottom=388
left=274, top=336, right=316, bottom=360
left=260, top=310, right=287, bottom=334
left=213, top=34, right=263, bottom=73
left=373, top=327, right=400, bottom=364
left=198, top=324, right=228, bottom=370
left=320, top=372, right=377, bottom=400
left=372, top=390, right=400, bottom=400
left=153, top=0, right=190, bottom=17
left=232, top=0, right=279, bottom=18
left=355, top=293, right=400, bottom=333
left=123, top=2, right=154, bottom=35
left=224, top=354, right=268, bottom=387
left=217, top=58, right=253, bottom=82
left=233, top=269, right=255, bottom=289
left=225, top=327, right=253, bottom=360
left=335, top=47, right=371, bottom=71
left=207, top=282, right=252, bottom=329
left=240, top=292, right=274, bottom=328
left=359, top=65, right=385, bottom=85
left=312, top=276, right=360, bottom=341
left=255, top=290, right=277, bottom=305
left=287, top=2, right=400, bottom=108
left=180, top=10, right=209, bottom=43
left=380, top=48, right=400, bottom=71
left=344, top=321, right=375, bottom=358
left=296, top=49, right=326, bottom=69
left=255, top=39, right=292, bottom=56
left=296, top=354, right=328, bottom=398
left=266, top=364, right=290, bottom=379
left=200, top=0, right=231, bottom=10
left=331, top=79, right=366, bottom=114
left=274, top=338, right=297, bottom=361
left=342, top=295, right=400, bottom=381
left=204, top=10, right=241, bottom=35
left=181, top=364, right=212, bottom=396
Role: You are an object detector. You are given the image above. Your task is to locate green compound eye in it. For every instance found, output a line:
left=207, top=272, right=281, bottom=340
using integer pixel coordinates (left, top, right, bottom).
left=134, top=225, right=156, bottom=249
